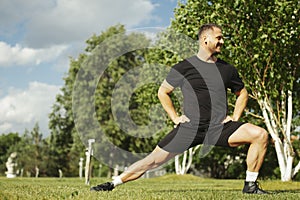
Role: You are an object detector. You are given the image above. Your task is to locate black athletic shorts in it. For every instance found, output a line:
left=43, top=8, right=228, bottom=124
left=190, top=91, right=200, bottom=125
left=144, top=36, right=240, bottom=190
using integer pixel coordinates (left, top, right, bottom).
left=158, top=120, right=245, bottom=153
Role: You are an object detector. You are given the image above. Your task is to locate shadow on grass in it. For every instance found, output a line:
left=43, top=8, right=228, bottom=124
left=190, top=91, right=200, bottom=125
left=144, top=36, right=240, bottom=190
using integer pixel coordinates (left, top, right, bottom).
left=271, top=189, right=300, bottom=194
left=151, top=189, right=241, bottom=193
left=151, top=188, right=300, bottom=194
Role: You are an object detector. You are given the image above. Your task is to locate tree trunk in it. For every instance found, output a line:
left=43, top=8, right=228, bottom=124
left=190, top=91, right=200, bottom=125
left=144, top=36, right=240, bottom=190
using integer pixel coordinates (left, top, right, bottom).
left=174, top=146, right=200, bottom=175
left=257, top=91, right=299, bottom=181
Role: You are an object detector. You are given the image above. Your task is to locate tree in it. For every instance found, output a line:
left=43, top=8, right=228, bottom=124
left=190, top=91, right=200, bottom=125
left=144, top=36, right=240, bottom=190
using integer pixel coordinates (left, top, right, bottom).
left=50, top=25, right=169, bottom=176
left=48, top=35, right=93, bottom=176
left=171, top=0, right=300, bottom=180
left=0, top=133, right=21, bottom=175
left=73, top=25, right=173, bottom=172
left=3, top=123, right=50, bottom=177
left=29, top=123, right=43, bottom=176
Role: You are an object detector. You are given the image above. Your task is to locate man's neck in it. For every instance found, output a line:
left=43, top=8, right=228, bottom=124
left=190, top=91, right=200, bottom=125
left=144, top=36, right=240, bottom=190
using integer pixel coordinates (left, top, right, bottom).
left=197, top=49, right=217, bottom=63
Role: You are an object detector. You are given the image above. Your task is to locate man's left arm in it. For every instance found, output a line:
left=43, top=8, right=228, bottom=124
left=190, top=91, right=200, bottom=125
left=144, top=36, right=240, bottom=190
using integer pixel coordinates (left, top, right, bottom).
left=232, top=87, right=248, bottom=121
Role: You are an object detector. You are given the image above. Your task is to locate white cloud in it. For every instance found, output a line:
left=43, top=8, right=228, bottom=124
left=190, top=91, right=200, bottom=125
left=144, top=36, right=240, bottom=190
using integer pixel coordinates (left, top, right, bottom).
left=0, top=41, right=68, bottom=67
left=0, top=82, right=61, bottom=136
left=0, top=0, right=158, bottom=69
left=0, top=0, right=157, bottom=48
left=0, top=0, right=163, bottom=136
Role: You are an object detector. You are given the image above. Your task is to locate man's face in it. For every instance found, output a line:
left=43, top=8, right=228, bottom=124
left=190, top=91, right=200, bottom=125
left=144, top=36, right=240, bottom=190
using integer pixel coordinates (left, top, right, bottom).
left=204, top=27, right=224, bottom=54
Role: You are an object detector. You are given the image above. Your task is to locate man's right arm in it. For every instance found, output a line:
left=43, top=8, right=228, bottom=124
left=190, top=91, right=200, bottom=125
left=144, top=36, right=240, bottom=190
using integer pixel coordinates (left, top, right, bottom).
left=158, top=80, right=190, bottom=125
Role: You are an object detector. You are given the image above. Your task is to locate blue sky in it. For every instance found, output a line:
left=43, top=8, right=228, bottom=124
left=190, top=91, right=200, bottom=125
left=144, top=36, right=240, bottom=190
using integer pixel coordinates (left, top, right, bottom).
left=0, top=0, right=179, bottom=136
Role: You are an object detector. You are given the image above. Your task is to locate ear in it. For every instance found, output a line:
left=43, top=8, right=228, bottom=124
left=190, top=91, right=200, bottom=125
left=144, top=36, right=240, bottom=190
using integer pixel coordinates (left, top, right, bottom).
left=203, top=35, right=208, bottom=45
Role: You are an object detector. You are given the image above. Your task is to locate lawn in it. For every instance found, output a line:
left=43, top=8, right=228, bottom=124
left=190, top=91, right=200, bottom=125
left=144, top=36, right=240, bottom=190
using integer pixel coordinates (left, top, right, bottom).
left=0, top=174, right=299, bottom=200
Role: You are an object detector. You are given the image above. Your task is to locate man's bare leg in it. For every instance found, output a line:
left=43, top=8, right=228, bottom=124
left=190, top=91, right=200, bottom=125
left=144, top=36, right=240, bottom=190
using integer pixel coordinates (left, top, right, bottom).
left=228, top=123, right=268, bottom=172
left=119, top=146, right=178, bottom=183
left=228, top=123, right=269, bottom=194
left=90, top=146, right=178, bottom=191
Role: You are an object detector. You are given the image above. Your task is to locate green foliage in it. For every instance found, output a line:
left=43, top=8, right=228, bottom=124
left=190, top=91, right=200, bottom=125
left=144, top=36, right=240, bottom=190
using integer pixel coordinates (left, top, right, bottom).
left=172, top=0, right=299, bottom=106
left=0, top=124, right=54, bottom=177
left=49, top=24, right=175, bottom=174
left=195, top=146, right=247, bottom=179
left=73, top=25, right=153, bottom=167
left=47, top=27, right=130, bottom=176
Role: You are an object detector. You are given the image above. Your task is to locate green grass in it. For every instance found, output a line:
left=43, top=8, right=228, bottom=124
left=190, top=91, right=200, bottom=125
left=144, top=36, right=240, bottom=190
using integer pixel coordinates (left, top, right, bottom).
left=0, top=174, right=299, bottom=200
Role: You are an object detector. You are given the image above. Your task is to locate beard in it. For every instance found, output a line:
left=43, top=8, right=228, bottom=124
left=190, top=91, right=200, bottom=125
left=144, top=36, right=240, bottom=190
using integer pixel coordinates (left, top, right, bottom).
left=212, top=51, right=221, bottom=56
left=213, top=43, right=222, bottom=55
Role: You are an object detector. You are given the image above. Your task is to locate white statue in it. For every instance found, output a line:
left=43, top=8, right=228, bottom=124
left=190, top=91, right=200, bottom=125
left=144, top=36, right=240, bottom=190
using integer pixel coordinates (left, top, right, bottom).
left=5, top=152, right=17, bottom=178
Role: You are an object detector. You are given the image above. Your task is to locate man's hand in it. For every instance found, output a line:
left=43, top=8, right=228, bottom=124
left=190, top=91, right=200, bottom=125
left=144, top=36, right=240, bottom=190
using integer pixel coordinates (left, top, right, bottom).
left=222, top=115, right=233, bottom=124
left=173, top=115, right=190, bottom=127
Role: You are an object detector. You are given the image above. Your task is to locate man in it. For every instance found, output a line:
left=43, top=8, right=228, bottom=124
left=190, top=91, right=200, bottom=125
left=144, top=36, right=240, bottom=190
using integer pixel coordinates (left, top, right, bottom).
left=90, top=23, right=269, bottom=194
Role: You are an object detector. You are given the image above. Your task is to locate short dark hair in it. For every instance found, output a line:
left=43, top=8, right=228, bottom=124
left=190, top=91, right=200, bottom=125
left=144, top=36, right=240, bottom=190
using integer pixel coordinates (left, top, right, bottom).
left=198, top=23, right=222, bottom=39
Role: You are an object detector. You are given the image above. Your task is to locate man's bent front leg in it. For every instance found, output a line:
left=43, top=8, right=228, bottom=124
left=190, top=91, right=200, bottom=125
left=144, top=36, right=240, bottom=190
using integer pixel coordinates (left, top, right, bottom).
left=228, top=123, right=268, bottom=172
left=120, top=146, right=178, bottom=183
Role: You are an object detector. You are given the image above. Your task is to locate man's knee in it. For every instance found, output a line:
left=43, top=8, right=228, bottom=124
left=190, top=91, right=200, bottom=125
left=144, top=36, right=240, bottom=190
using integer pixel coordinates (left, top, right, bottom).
left=143, top=152, right=167, bottom=168
left=142, top=156, right=165, bottom=169
left=146, top=148, right=175, bottom=168
left=142, top=154, right=157, bottom=168
left=252, top=127, right=269, bottom=144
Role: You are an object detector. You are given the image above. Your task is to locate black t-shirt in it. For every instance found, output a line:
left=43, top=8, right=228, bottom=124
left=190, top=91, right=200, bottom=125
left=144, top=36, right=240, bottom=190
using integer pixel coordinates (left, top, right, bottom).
left=166, top=55, right=244, bottom=126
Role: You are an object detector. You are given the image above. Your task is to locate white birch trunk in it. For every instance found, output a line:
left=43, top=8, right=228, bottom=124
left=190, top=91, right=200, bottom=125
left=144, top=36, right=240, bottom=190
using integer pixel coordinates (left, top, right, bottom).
left=258, top=97, right=286, bottom=173
left=175, top=154, right=180, bottom=174
left=257, top=90, right=298, bottom=181
left=181, top=150, right=187, bottom=174
left=292, top=162, right=300, bottom=178
left=186, top=148, right=194, bottom=172
left=283, top=156, right=293, bottom=181
left=174, top=146, right=199, bottom=175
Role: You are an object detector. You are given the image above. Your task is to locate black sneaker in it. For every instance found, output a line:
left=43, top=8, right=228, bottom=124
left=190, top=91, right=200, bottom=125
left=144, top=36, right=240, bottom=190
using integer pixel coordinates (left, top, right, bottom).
left=90, top=182, right=114, bottom=192
left=242, top=181, right=268, bottom=194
